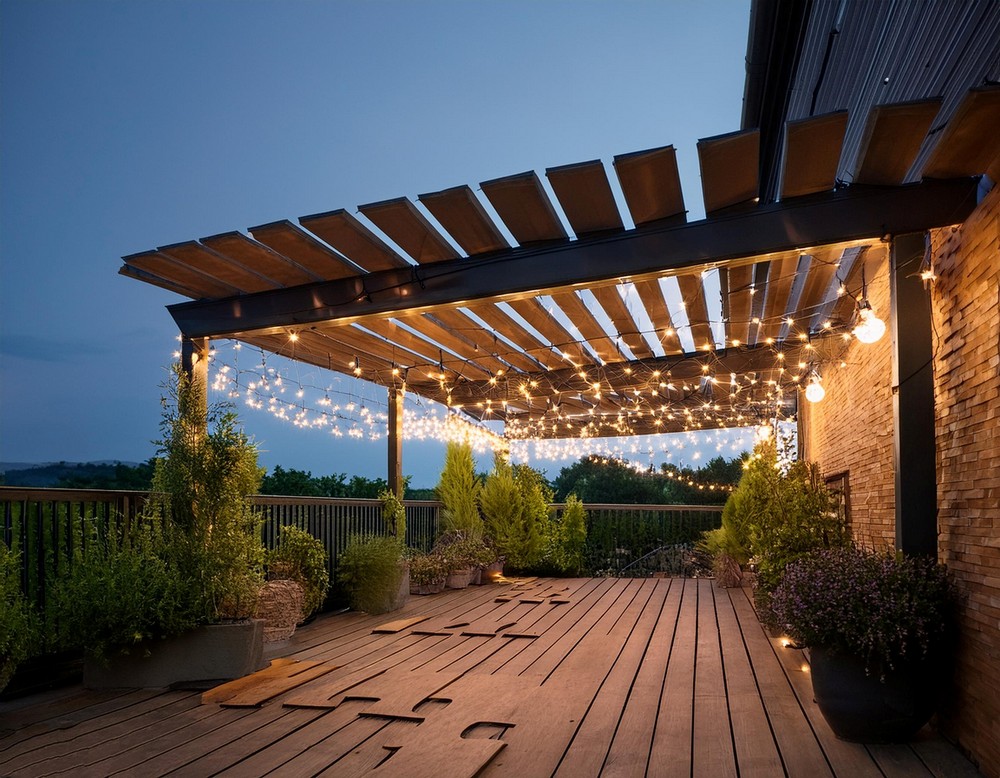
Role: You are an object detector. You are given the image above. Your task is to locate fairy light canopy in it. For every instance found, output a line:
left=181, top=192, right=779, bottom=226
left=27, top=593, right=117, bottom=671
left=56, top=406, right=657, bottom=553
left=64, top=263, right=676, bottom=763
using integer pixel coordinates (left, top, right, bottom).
left=121, top=1, right=999, bottom=444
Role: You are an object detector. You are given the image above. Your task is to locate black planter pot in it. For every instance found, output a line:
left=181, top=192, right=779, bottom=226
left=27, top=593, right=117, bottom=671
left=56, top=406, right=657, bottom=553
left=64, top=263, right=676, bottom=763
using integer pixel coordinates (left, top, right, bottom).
left=809, top=645, right=943, bottom=743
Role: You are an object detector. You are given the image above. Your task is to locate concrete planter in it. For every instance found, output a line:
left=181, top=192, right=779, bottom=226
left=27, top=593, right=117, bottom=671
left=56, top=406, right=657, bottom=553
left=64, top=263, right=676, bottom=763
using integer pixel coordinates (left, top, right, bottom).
left=84, top=619, right=266, bottom=689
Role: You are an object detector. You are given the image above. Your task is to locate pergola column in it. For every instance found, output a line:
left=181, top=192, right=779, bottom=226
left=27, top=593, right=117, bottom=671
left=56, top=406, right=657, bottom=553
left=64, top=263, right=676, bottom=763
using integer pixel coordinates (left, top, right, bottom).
left=890, top=232, right=937, bottom=556
left=180, top=336, right=210, bottom=420
left=387, top=387, right=404, bottom=497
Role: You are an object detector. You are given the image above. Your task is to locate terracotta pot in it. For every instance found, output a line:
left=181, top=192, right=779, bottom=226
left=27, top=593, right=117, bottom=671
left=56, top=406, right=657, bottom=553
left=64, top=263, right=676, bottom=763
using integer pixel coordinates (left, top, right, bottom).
left=445, top=567, right=473, bottom=589
left=809, top=645, right=944, bottom=742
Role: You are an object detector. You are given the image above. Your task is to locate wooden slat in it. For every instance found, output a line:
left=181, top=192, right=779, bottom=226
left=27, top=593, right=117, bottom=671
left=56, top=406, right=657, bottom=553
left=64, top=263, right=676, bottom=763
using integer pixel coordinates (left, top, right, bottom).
left=480, top=171, right=568, bottom=245
left=393, top=314, right=513, bottom=378
left=429, top=308, right=544, bottom=374
left=546, top=160, right=625, bottom=236
left=211, top=661, right=339, bottom=708
left=299, top=209, right=411, bottom=273
left=122, top=250, right=239, bottom=299
left=201, top=231, right=318, bottom=286
left=250, top=220, right=361, bottom=281
left=158, top=241, right=278, bottom=293
left=854, top=99, right=942, bottom=185
left=465, top=303, right=568, bottom=371
left=589, top=286, right=656, bottom=359
left=506, top=298, right=596, bottom=366
left=830, top=245, right=887, bottom=326
left=721, top=263, right=754, bottom=347
left=794, top=248, right=844, bottom=333
left=675, top=273, right=716, bottom=350
left=698, top=129, right=760, bottom=214
left=757, top=251, right=802, bottom=343
left=418, top=185, right=510, bottom=255
left=922, top=85, right=1000, bottom=179
left=118, top=264, right=210, bottom=300
left=781, top=111, right=848, bottom=199
left=613, top=145, right=686, bottom=226
left=350, top=318, right=468, bottom=374
left=632, top=279, right=683, bottom=355
left=693, top=581, right=737, bottom=777
left=550, top=291, right=623, bottom=363
left=359, top=198, right=460, bottom=264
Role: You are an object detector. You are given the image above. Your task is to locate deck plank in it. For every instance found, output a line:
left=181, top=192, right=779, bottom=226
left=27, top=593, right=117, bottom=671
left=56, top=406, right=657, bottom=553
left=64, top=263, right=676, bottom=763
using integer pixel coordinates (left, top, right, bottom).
left=692, top=580, right=738, bottom=778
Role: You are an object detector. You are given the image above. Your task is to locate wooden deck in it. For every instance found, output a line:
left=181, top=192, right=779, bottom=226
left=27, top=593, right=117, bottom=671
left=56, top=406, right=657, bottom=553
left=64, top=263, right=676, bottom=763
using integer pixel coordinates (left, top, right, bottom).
left=0, top=577, right=981, bottom=777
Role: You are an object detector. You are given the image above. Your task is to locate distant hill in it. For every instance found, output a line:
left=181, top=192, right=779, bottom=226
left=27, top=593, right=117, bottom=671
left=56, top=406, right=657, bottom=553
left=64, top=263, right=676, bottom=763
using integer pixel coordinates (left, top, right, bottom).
left=0, top=461, right=147, bottom=488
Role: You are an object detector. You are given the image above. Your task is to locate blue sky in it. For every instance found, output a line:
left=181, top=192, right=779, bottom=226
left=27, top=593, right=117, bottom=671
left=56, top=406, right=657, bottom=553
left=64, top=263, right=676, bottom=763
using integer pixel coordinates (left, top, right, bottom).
left=0, top=0, right=752, bottom=485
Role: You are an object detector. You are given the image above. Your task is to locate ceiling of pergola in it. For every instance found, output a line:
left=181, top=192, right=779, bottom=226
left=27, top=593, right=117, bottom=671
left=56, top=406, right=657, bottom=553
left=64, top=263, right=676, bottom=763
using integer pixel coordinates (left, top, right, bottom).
left=121, top=2, right=1000, bottom=441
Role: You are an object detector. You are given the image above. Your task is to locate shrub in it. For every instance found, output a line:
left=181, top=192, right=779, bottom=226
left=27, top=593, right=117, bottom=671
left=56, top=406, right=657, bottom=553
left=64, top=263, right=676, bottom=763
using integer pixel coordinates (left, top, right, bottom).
left=379, top=488, right=406, bottom=542
left=337, top=534, right=405, bottom=615
left=267, top=526, right=330, bottom=619
left=1, top=545, right=37, bottom=690
left=770, top=547, right=953, bottom=676
left=480, top=453, right=523, bottom=561
left=552, top=495, right=587, bottom=576
left=436, top=441, right=482, bottom=537
left=433, top=530, right=493, bottom=571
left=408, top=552, right=449, bottom=586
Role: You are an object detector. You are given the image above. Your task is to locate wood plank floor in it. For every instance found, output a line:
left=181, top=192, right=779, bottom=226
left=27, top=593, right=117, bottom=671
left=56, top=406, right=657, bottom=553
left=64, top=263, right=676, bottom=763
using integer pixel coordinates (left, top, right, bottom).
left=0, top=578, right=982, bottom=777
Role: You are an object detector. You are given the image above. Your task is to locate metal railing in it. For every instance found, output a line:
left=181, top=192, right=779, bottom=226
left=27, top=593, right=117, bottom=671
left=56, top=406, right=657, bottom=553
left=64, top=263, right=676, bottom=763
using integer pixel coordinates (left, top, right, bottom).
left=0, top=487, right=439, bottom=612
left=1, top=487, right=724, bottom=610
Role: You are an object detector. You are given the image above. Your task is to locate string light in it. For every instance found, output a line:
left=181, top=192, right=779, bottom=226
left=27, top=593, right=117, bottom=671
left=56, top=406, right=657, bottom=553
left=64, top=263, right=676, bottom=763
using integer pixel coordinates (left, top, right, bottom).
left=804, top=371, right=826, bottom=403
left=853, top=301, right=886, bottom=344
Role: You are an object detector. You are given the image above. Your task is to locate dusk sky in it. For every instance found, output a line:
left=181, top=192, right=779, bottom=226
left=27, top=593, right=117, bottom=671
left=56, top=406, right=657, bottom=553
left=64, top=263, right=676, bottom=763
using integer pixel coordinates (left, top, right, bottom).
left=1, top=0, right=754, bottom=485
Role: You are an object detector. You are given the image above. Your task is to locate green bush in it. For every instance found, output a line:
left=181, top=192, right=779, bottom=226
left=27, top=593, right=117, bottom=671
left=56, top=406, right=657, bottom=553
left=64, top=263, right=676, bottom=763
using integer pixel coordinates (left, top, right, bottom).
left=267, top=526, right=330, bottom=619
left=379, top=488, right=406, bottom=542
left=552, top=495, right=587, bottom=576
left=50, top=519, right=203, bottom=662
left=480, top=453, right=523, bottom=562
left=1, top=545, right=37, bottom=690
left=337, top=534, right=405, bottom=615
left=436, top=441, right=482, bottom=538
left=408, top=552, right=449, bottom=586
left=433, top=531, right=494, bottom=571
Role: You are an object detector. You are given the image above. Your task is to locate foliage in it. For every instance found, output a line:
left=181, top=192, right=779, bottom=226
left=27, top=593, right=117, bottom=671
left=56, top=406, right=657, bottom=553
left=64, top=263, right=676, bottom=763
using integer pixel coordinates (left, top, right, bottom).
left=480, top=453, right=523, bottom=562
left=146, top=366, right=266, bottom=621
left=0, top=460, right=155, bottom=489
left=433, top=530, right=494, bottom=571
left=706, top=439, right=847, bottom=595
left=337, top=534, right=406, bottom=615
left=436, top=441, right=482, bottom=538
left=509, top=463, right=551, bottom=572
left=770, top=547, right=954, bottom=676
left=379, top=488, right=406, bottom=542
left=408, top=552, right=449, bottom=586
left=552, top=455, right=743, bottom=505
left=267, top=526, right=330, bottom=619
left=260, top=467, right=412, bottom=499
left=551, top=495, right=588, bottom=576
left=0, top=545, right=38, bottom=688
left=50, top=518, right=203, bottom=661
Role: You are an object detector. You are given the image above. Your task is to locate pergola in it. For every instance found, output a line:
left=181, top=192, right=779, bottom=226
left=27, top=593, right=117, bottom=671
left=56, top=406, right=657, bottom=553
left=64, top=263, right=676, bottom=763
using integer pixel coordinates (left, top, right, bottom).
left=120, top=2, right=999, bottom=528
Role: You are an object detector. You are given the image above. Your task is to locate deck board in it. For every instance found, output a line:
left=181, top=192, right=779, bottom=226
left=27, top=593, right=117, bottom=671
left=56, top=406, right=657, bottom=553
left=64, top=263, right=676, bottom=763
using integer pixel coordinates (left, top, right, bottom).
left=0, top=577, right=980, bottom=777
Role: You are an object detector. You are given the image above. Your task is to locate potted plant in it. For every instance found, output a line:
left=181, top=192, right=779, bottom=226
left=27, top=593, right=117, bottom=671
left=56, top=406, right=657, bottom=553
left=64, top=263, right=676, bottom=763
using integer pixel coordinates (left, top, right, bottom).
left=337, top=534, right=408, bottom=614
left=408, top=552, right=448, bottom=595
left=770, top=546, right=954, bottom=742
left=267, top=525, right=330, bottom=622
left=53, top=367, right=268, bottom=688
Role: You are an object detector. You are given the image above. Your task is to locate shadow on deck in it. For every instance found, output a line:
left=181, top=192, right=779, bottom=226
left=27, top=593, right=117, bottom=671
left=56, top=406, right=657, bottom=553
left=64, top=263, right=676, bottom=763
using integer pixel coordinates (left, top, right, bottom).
left=0, top=577, right=981, bottom=777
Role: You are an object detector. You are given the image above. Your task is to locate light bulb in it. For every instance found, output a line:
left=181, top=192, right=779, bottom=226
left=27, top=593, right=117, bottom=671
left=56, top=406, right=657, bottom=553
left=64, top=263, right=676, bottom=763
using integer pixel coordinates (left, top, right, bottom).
left=853, top=303, right=886, bottom=344
left=805, top=376, right=825, bottom=403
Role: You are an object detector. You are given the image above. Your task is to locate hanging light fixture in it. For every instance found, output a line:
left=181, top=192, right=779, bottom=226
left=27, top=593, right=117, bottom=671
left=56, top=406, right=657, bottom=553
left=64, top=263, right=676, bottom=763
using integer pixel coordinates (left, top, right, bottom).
left=805, top=371, right=826, bottom=403
left=853, top=300, right=886, bottom=344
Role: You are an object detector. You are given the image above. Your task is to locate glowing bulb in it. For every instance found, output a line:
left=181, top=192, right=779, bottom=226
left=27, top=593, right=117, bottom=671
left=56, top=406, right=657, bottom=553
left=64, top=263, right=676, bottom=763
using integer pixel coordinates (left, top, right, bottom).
left=853, top=303, right=886, bottom=344
left=805, top=375, right=826, bottom=403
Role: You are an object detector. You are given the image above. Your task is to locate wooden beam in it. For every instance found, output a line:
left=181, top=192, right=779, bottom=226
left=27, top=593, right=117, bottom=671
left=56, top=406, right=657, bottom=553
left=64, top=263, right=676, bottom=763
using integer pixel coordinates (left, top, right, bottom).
left=388, top=388, right=404, bottom=499
left=167, top=178, right=980, bottom=340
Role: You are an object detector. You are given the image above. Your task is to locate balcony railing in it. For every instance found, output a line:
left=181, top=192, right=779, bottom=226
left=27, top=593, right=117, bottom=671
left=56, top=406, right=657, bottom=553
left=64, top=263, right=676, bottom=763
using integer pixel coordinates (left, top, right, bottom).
left=1, top=487, right=723, bottom=611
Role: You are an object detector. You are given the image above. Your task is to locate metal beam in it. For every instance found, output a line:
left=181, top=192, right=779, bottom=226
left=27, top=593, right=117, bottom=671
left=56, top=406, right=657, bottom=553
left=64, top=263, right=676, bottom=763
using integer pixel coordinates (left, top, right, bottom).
left=168, top=178, right=979, bottom=340
left=891, top=232, right=938, bottom=556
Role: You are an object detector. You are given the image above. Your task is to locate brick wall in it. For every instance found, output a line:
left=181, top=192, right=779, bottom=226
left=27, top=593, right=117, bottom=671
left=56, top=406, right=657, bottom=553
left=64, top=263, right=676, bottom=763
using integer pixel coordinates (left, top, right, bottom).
left=803, top=184, right=1000, bottom=776
left=930, top=183, right=1000, bottom=777
left=800, top=247, right=896, bottom=550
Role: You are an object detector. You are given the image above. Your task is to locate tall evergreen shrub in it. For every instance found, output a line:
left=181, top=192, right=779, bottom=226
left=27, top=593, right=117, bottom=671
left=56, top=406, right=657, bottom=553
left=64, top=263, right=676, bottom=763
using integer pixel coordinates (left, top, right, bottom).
left=436, top=441, right=483, bottom=538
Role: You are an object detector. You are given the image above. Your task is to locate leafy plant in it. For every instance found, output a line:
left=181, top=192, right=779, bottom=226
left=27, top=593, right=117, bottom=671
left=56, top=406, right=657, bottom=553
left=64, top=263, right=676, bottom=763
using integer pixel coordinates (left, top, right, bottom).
left=146, top=366, right=266, bottom=621
left=433, top=530, right=492, bottom=571
left=408, top=552, right=449, bottom=586
left=770, top=547, right=953, bottom=676
left=1, top=545, right=37, bottom=690
left=379, top=488, right=406, bottom=543
left=51, top=518, right=203, bottom=661
left=337, top=534, right=405, bottom=615
left=552, top=495, right=587, bottom=576
left=436, top=441, right=482, bottom=538
left=267, top=526, right=330, bottom=619
left=480, top=453, right=524, bottom=561
left=510, top=464, right=551, bottom=571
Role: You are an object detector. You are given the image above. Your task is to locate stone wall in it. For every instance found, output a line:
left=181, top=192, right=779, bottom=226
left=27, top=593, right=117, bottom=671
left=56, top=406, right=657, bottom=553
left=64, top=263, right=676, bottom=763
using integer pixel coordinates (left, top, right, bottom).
left=930, top=183, right=1000, bottom=777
